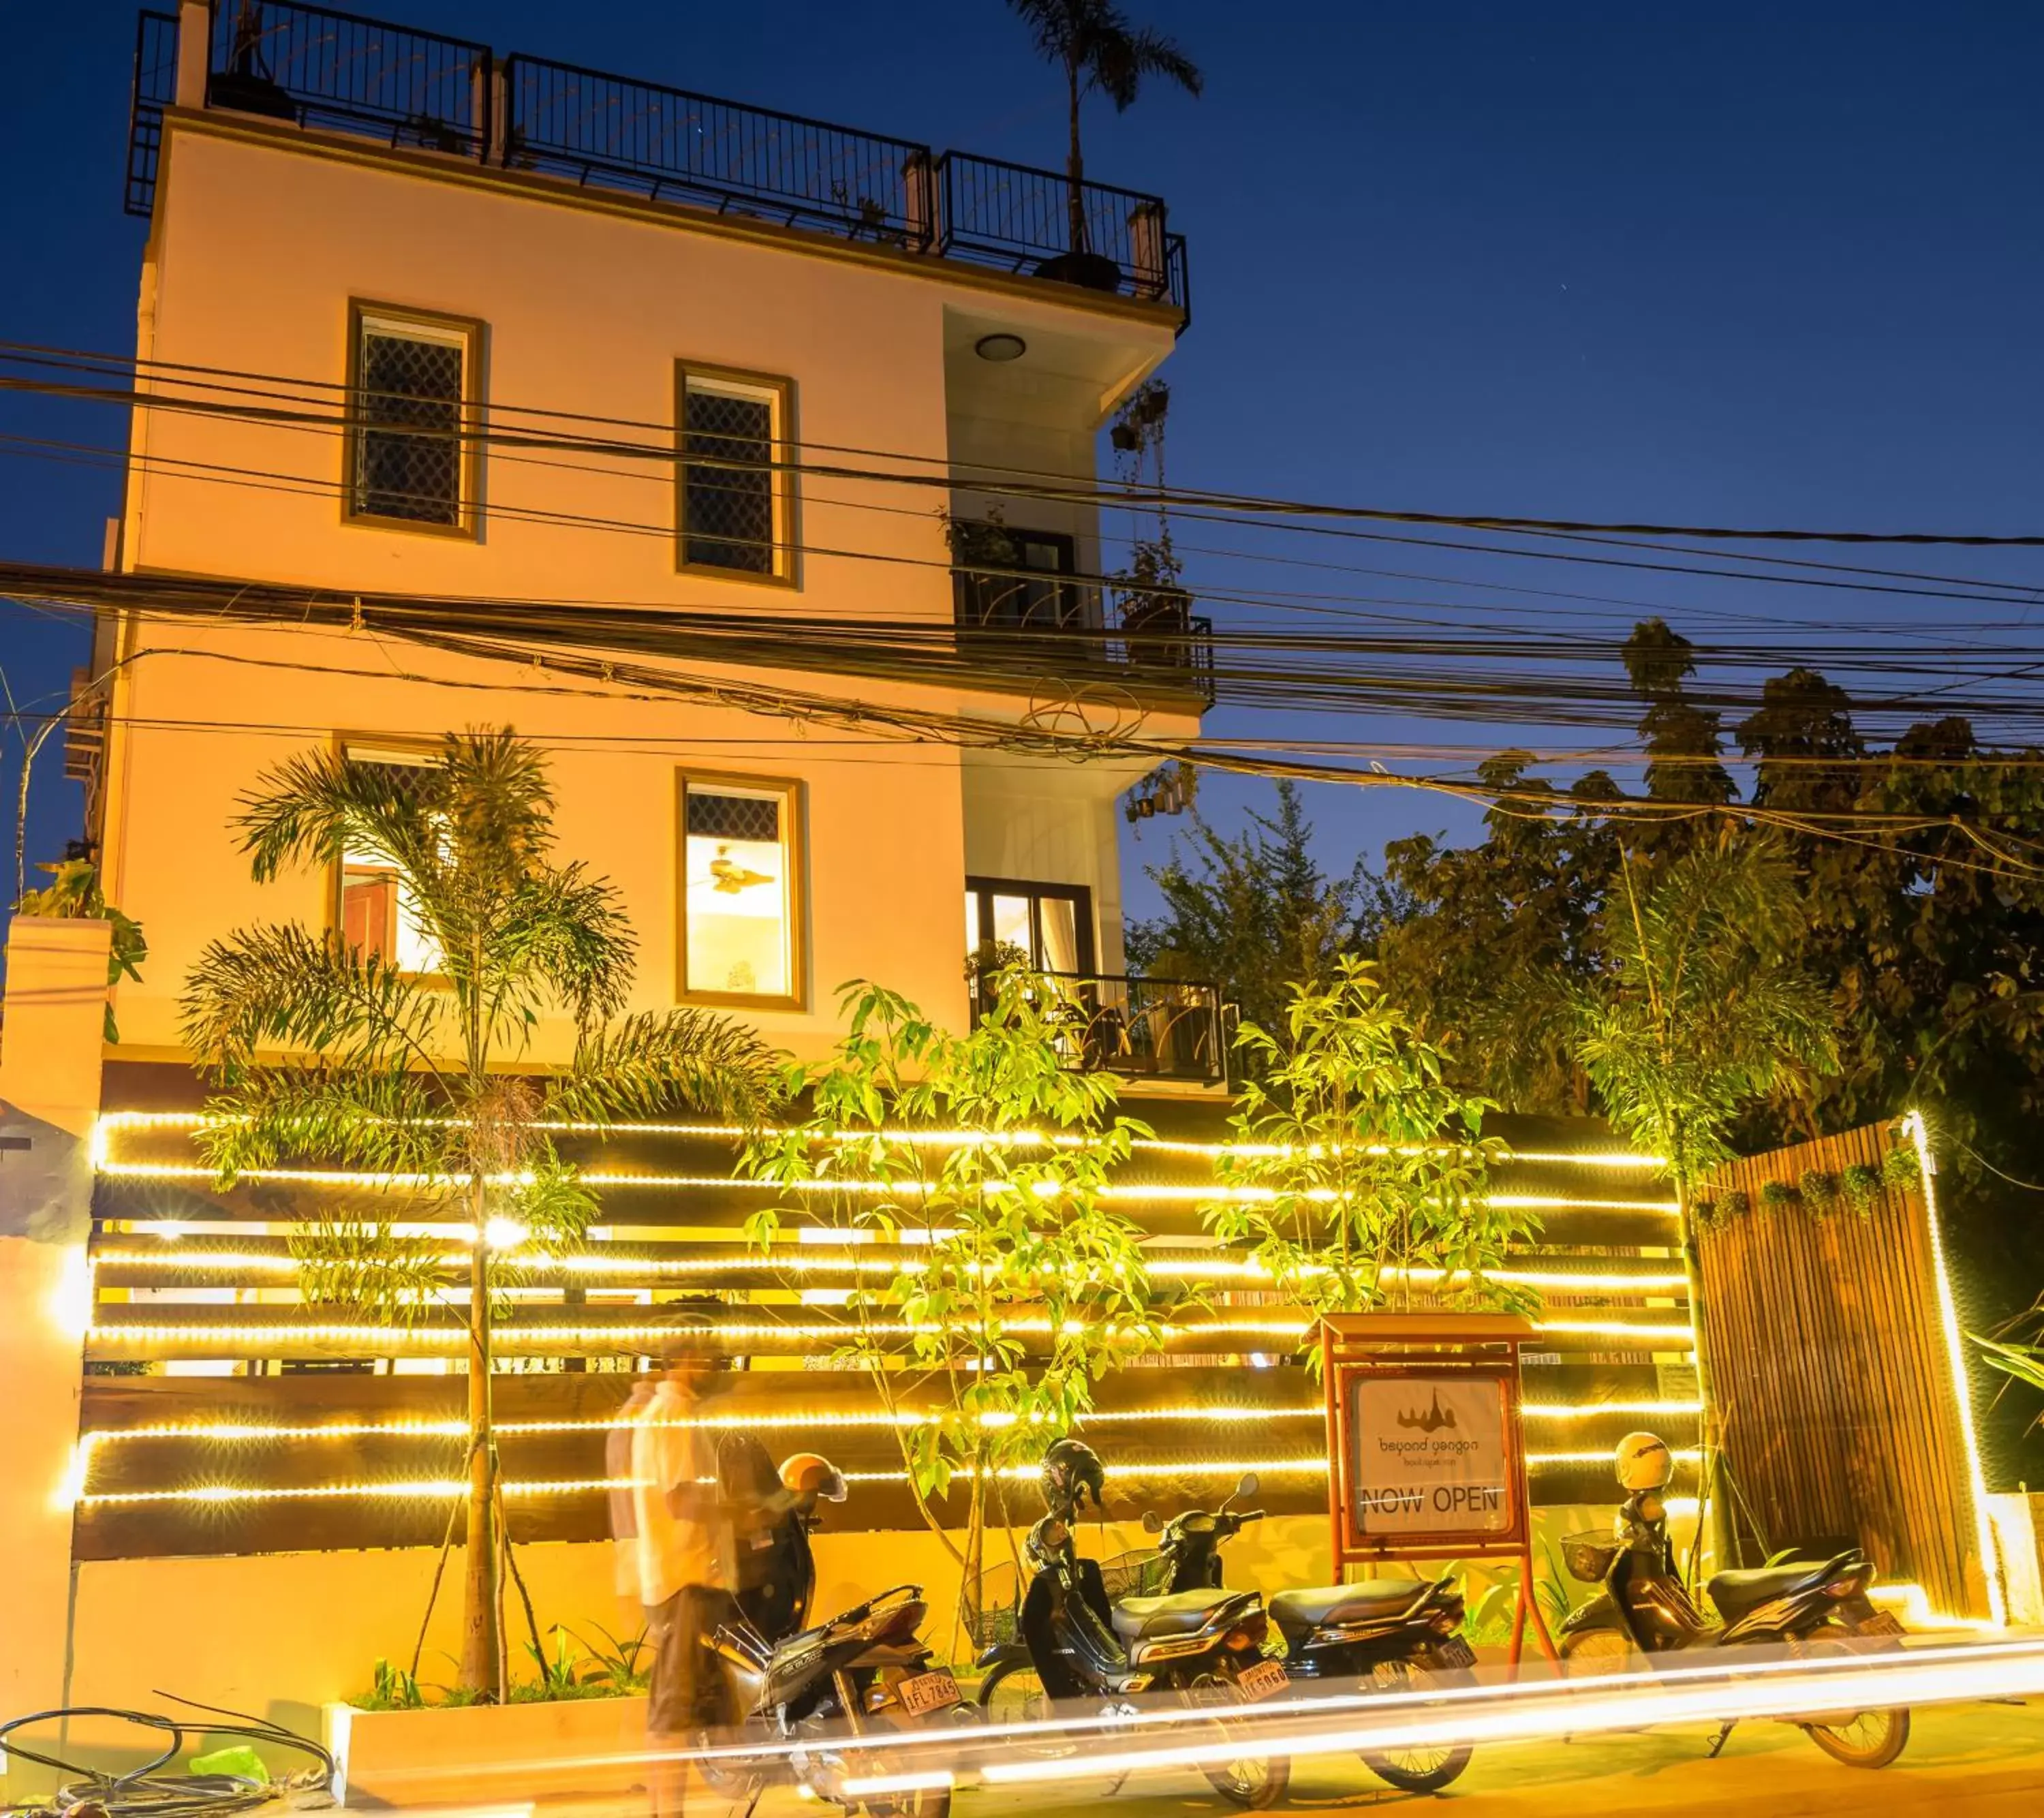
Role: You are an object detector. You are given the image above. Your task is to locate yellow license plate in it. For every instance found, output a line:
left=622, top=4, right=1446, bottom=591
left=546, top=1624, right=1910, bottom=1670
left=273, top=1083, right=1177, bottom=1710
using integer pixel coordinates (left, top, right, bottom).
left=1237, top=1660, right=1290, bottom=1701
left=897, top=1669, right=961, bottom=1715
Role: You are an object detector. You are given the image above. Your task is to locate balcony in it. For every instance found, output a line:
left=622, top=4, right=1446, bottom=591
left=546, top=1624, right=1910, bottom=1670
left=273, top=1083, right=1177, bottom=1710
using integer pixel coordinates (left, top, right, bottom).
left=950, top=542, right=1215, bottom=705
left=970, top=970, right=1231, bottom=1088
left=126, top=4, right=1190, bottom=322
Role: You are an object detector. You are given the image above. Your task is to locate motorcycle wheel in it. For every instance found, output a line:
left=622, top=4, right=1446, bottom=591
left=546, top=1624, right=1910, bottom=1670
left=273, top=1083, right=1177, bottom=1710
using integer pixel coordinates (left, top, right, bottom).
left=1560, top=1628, right=1638, bottom=1676
left=1182, top=1669, right=1290, bottom=1809
left=1794, top=1637, right=1910, bottom=1769
left=856, top=1785, right=951, bottom=1818
left=978, top=1659, right=1053, bottom=1727
left=1359, top=1661, right=1475, bottom=1793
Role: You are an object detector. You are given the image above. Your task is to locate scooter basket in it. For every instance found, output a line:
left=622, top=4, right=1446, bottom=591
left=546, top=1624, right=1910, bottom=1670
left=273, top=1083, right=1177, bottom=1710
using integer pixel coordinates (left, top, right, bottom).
left=1098, top=1547, right=1168, bottom=1601
left=1562, top=1532, right=1621, bottom=1584
left=965, top=1562, right=1022, bottom=1650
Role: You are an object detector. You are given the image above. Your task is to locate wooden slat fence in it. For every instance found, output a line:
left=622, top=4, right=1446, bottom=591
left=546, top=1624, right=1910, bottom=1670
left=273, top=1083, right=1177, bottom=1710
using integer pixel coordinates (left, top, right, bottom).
left=1699, top=1121, right=1987, bottom=1617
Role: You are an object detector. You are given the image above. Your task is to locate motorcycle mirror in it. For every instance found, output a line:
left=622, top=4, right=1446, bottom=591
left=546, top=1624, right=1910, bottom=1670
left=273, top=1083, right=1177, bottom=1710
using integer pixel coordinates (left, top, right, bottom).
left=1142, top=1509, right=1165, bottom=1535
left=1235, top=1472, right=1260, bottom=1502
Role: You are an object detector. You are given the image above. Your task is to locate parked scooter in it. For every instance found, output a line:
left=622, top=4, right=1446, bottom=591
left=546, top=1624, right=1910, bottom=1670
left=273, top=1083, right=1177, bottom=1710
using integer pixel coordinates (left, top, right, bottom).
left=976, top=1440, right=1290, bottom=1808
left=705, top=1453, right=976, bottom=1818
left=1145, top=1473, right=1480, bottom=1793
left=1557, top=1432, right=1911, bottom=1768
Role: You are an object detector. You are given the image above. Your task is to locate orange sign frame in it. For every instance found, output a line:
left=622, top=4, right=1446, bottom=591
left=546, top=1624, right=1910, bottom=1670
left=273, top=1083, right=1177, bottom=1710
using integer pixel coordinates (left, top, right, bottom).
left=1319, top=1312, right=1558, bottom=1668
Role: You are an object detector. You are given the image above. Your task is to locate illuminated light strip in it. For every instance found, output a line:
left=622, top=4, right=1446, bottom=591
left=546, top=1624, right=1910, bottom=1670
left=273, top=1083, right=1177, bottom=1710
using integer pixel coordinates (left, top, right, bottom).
left=1521, top=1400, right=1703, bottom=1419
left=82, top=1314, right=1694, bottom=1349
left=89, top=1156, right=1680, bottom=1216
left=92, top=1109, right=1668, bottom=1170
left=1904, top=1109, right=2007, bottom=1628
left=77, top=1451, right=1674, bottom=1508
left=87, top=1247, right=1694, bottom=1297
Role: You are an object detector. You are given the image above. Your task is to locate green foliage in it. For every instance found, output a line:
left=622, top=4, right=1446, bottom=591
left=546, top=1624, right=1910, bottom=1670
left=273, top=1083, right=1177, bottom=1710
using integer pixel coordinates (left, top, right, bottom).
left=1716, top=1188, right=1752, bottom=1221
left=14, top=857, right=148, bottom=1041
left=1569, top=835, right=1838, bottom=1198
left=1838, top=1162, right=1882, bottom=1210
left=182, top=730, right=780, bottom=1696
left=1126, top=781, right=1371, bottom=1047
left=572, top=1622, right=653, bottom=1693
left=1882, top=1147, right=1921, bottom=1189
left=1205, top=956, right=1530, bottom=1344
left=1976, top=1334, right=2044, bottom=1400
left=741, top=967, right=1162, bottom=1621
left=1759, top=1178, right=1800, bottom=1210
left=1799, top=1169, right=1839, bottom=1207
left=1462, top=1538, right=1579, bottom=1645
left=362, top=1657, right=424, bottom=1712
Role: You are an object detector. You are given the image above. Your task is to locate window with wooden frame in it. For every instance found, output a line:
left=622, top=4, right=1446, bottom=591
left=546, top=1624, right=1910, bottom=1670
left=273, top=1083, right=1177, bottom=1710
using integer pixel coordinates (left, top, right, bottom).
left=334, top=741, right=444, bottom=974
left=345, top=303, right=482, bottom=534
left=677, top=773, right=804, bottom=1006
left=675, top=365, right=794, bottom=581
left=965, top=877, right=1096, bottom=976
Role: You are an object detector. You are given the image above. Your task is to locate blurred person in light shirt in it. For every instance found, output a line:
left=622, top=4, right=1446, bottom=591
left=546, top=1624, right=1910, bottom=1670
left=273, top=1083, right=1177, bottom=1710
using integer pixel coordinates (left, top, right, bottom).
left=607, top=1376, right=656, bottom=1609
left=632, top=1364, right=738, bottom=1818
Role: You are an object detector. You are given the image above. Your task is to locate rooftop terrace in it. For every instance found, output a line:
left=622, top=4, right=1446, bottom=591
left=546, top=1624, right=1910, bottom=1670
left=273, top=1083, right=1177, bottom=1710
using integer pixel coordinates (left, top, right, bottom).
left=127, top=2, right=1190, bottom=323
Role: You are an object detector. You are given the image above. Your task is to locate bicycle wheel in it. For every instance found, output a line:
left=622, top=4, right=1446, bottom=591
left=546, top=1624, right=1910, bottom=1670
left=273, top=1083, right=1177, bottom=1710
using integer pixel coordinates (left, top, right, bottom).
left=1360, top=1660, right=1474, bottom=1793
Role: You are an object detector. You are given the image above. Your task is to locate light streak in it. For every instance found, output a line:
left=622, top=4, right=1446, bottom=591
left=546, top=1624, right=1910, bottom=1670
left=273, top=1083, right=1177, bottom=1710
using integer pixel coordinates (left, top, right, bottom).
left=1904, top=1109, right=2007, bottom=1628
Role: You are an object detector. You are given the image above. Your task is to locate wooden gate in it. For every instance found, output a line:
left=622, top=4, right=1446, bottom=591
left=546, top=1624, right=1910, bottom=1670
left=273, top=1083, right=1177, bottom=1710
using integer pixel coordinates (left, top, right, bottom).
left=1698, top=1120, right=1992, bottom=1618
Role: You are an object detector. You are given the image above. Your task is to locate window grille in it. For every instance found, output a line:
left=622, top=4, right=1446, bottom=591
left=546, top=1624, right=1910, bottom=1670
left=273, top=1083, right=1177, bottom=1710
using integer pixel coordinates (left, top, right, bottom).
left=351, top=313, right=471, bottom=528
left=679, top=371, right=788, bottom=576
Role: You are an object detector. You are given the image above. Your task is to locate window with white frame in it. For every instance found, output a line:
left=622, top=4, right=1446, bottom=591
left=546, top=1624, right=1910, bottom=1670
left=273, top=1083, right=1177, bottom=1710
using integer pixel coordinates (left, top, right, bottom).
left=677, top=366, right=792, bottom=579
left=337, top=745, right=444, bottom=972
left=679, top=775, right=801, bottom=1003
left=348, top=305, right=478, bottom=531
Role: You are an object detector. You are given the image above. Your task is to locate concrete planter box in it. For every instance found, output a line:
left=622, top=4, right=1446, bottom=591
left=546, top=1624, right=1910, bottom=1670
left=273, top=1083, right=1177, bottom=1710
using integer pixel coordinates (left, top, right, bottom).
left=326, top=1695, right=651, bottom=1806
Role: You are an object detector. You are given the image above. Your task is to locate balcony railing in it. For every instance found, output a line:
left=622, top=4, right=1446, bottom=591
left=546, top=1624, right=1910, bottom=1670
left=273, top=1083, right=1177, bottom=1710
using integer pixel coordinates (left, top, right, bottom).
left=123, top=6, right=1190, bottom=318
left=971, top=970, right=1230, bottom=1087
left=952, top=564, right=1215, bottom=704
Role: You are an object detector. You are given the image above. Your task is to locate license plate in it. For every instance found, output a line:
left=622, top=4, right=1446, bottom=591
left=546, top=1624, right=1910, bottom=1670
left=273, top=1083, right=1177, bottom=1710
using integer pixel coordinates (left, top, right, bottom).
left=1236, top=1659, right=1290, bottom=1701
left=897, top=1669, right=961, bottom=1715
left=1434, top=1635, right=1478, bottom=1669
left=1857, top=1610, right=1907, bottom=1637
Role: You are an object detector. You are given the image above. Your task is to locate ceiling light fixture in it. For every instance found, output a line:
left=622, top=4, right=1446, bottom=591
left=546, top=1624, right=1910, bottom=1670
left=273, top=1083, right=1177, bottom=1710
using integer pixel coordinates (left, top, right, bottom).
left=974, top=333, right=1027, bottom=363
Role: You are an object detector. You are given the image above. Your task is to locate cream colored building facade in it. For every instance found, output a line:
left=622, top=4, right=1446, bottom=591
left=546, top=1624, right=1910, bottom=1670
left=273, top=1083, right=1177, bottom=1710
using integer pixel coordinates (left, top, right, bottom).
left=95, top=3, right=1205, bottom=1067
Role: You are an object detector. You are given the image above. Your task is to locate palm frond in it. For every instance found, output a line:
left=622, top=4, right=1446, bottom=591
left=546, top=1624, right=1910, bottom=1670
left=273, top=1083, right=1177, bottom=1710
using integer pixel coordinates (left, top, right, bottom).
left=234, top=744, right=444, bottom=887
left=197, top=1066, right=452, bottom=1183
left=290, top=1216, right=448, bottom=1325
left=547, top=1009, right=783, bottom=1128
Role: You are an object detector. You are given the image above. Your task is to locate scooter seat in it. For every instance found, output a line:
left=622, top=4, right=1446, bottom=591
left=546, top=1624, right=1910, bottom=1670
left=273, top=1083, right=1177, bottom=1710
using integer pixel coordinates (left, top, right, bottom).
left=1111, top=1589, right=1246, bottom=1641
left=1268, top=1580, right=1427, bottom=1642
left=1707, top=1552, right=1857, bottom=1620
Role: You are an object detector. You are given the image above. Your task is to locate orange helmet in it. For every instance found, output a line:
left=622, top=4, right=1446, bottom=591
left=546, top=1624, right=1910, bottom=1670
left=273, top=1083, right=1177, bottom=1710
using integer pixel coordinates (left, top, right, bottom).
left=779, top=1452, right=848, bottom=1503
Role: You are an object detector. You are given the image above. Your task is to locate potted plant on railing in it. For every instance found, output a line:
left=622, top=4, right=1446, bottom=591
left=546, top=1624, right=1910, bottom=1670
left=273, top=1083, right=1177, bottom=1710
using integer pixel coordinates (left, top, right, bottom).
left=1107, top=379, right=1194, bottom=664
left=1006, top=0, right=1203, bottom=291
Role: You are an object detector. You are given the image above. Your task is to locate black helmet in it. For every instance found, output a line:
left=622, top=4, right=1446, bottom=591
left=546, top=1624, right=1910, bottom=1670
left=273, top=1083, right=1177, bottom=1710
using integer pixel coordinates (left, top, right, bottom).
left=1040, top=1437, right=1105, bottom=1515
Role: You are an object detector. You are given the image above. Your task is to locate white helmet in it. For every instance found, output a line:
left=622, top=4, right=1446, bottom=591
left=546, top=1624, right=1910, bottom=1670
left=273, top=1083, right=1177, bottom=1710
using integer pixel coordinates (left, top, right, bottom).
left=1615, top=1431, right=1673, bottom=1492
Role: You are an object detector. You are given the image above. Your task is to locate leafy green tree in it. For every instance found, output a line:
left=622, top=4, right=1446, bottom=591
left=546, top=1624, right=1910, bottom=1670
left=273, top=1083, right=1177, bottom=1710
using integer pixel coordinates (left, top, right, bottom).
left=1127, top=780, right=1368, bottom=1040
left=1206, top=955, right=1529, bottom=1342
left=1006, top=0, right=1203, bottom=255
left=742, top=967, right=1161, bottom=1649
left=181, top=730, right=778, bottom=1697
left=1566, top=832, right=1838, bottom=1556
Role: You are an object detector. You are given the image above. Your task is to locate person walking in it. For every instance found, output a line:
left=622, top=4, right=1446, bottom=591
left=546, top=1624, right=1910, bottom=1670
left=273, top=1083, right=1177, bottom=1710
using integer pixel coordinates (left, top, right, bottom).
left=632, top=1364, right=737, bottom=1818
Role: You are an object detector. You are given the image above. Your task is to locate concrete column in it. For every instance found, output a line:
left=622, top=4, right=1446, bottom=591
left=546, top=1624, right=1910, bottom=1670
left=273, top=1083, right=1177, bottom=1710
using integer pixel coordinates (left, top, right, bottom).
left=0, top=919, right=112, bottom=1787
left=174, top=2, right=213, bottom=111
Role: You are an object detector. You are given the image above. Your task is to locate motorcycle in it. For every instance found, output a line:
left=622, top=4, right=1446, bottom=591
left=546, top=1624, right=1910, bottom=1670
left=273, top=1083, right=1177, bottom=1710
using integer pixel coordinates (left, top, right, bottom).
left=975, top=1441, right=1290, bottom=1808
left=1146, top=1473, right=1481, bottom=1793
left=1556, top=1431, right=1910, bottom=1769
left=704, top=1453, right=976, bottom=1818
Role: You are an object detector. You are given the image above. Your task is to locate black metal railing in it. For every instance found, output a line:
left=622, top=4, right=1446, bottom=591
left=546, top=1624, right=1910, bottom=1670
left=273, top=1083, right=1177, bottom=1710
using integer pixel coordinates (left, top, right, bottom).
left=500, top=55, right=932, bottom=247
left=125, top=10, right=181, bottom=217
left=970, top=970, right=1230, bottom=1086
left=122, top=7, right=1189, bottom=320
left=952, top=562, right=1215, bottom=703
left=208, top=1, right=489, bottom=153
left=936, top=151, right=1188, bottom=312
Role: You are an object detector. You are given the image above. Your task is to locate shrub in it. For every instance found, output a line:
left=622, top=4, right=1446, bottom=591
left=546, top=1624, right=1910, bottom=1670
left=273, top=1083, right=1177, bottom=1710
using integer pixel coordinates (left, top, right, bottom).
left=1759, top=1178, right=1800, bottom=1210
left=1716, top=1188, right=1751, bottom=1222
left=1882, top=1147, right=1920, bottom=1189
left=1838, top=1162, right=1882, bottom=1211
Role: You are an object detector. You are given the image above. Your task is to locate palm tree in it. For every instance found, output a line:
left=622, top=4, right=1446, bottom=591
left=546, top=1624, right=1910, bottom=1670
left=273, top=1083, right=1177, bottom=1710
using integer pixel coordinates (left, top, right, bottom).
left=1568, top=831, right=1836, bottom=1562
left=1007, top=0, right=1203, bottom=258
left=182, top=729, right=779, bottom=1697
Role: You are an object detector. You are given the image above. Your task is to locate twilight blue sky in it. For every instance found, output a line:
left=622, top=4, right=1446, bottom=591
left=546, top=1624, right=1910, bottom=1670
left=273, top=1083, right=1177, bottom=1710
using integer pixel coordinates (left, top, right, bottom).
left=3, top=1, right=2043, bottom=926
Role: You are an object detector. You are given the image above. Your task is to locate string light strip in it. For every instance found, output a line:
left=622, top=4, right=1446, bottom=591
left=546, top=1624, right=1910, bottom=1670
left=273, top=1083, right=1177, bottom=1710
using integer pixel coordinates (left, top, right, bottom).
left=71, top=1398, right=1705, bottom=1449
left=88, top=1246, right=1694, bottom=1295
left=91, top=1111, right=1667, bottom=1171
left=75, top=1453, right=1700, bottom=1508
left=88, top=1156, right=1680, bottom=1216
left=82, top=1315, right=1698, bottom=1347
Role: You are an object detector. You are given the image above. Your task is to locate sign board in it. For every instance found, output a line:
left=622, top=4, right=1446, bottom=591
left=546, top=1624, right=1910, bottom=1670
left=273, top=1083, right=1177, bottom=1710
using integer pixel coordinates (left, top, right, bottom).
left=1347, top=1370, right=1514, bottom=1540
